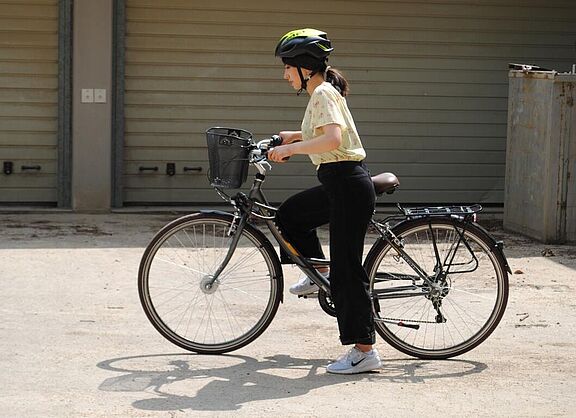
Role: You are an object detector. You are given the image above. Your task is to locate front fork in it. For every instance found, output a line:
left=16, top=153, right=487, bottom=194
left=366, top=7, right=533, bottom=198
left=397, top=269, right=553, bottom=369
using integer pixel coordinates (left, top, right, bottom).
left=202, top=211, right=248, bottom=291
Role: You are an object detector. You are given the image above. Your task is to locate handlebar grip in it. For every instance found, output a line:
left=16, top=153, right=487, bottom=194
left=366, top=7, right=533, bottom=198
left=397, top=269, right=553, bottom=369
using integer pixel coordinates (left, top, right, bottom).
left=270, top=135, right=283, bottom=147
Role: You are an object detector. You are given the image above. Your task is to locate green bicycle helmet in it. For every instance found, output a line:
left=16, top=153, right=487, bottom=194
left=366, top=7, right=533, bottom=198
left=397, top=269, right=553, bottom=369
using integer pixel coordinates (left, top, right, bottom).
left=275, top=28, right=333, bottom=60
left=275, top=28, right=334, bottom=95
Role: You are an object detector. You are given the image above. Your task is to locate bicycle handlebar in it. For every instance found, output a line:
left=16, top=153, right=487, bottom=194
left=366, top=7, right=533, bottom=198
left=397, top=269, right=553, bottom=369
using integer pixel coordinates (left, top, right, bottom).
left=249, top=135, right=286, bottom=163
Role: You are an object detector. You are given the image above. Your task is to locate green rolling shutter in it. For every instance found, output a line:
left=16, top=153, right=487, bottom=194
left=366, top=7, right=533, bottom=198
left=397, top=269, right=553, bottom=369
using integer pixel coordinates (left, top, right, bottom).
left=122, top=0, right=576, bottom=205
left=0, top=0, right=59, bottom=205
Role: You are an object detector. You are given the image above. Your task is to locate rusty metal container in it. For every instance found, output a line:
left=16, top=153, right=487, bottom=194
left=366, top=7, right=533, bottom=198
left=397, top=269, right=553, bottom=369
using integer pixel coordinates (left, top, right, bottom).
left=504, top=67, right=575, bottom=243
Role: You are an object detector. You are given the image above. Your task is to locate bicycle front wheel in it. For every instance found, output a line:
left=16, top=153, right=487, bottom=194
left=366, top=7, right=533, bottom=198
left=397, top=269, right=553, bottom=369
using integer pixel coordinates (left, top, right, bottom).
left=138, top=213, right=283, bottom=354
left=364, top=218, right=508, bottom=359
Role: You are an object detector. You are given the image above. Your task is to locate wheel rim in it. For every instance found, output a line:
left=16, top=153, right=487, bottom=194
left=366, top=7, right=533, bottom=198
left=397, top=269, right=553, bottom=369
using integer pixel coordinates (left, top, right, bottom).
left=141, top=218, right=278, bottom=351
left=369, top=222, right=506, bottom=357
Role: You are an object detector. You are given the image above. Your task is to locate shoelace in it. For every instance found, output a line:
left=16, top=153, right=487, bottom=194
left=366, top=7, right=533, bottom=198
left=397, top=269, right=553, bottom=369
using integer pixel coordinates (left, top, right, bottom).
left=337, top=347, right=363, bottom=363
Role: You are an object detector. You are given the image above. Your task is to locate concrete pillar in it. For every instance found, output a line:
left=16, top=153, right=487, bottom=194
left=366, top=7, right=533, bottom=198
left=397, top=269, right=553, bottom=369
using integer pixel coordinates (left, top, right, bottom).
left=72, top=0, right=112, bottom=211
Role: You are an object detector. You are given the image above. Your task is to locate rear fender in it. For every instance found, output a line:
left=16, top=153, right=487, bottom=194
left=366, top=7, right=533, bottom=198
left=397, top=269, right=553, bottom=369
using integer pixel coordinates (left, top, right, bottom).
left=468, top=222, right=512, bottom=275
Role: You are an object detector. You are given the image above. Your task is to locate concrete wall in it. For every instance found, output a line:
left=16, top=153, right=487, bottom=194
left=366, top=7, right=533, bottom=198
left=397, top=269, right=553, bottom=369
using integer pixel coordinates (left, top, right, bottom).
left=72, top=0, right=113, bottom=211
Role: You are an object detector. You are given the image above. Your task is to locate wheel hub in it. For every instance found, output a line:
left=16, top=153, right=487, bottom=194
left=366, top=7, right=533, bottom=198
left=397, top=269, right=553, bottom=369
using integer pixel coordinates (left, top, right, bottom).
left=424, top=280, right=450, bottom=300
left=200, top=276, right=220, bottom=294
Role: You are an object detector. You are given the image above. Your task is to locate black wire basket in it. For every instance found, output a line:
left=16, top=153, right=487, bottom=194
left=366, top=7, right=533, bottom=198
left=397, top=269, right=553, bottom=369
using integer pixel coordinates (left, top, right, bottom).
left=205, top=127, right=252, bottom=189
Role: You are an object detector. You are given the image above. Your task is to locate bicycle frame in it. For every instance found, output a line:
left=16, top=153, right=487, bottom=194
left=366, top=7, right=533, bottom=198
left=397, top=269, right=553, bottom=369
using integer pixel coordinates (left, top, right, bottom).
left=205, top=159, right=483, bottom=300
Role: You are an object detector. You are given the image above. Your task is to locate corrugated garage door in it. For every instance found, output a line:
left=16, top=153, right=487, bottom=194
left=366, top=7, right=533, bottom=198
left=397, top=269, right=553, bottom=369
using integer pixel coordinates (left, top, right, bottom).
left=123, top=0, right=576, bottom=205
left=0, top=0, right=59, bottom=205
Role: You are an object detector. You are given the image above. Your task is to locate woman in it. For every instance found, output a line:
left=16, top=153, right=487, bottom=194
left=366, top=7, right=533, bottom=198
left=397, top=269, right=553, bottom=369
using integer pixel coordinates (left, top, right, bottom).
left=268, top=29, right=381, bottom=374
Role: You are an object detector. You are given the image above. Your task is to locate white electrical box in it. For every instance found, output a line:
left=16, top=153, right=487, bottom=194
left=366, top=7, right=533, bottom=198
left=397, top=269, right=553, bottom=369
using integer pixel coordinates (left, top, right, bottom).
left=94, top=89, right=107, bottom=103
left=81, top=89, right=94, bottom=103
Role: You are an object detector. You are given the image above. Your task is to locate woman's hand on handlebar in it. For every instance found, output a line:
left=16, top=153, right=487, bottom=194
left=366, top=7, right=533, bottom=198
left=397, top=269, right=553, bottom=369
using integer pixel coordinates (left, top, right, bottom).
left=268, top=143, right=295, bottom=163
left=266, top=132, right=303, bottom=162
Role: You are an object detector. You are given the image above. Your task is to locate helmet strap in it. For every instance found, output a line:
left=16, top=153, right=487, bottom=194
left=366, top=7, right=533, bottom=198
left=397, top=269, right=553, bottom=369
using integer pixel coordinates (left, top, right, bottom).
left=296, top=67, right=315, bottom=96
left=296, top=67, right=307, bottom=95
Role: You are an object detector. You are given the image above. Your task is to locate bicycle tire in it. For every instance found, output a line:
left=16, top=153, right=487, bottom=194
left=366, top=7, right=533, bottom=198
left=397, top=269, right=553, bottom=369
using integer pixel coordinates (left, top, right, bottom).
left=364, top=217, right=508, bottom=359
left=138, top=212, right=283, bottom=354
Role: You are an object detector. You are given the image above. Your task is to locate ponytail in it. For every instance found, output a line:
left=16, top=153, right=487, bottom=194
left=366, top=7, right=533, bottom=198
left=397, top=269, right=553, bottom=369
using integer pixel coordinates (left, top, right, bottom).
left=325, top=66, right=349, bottom=97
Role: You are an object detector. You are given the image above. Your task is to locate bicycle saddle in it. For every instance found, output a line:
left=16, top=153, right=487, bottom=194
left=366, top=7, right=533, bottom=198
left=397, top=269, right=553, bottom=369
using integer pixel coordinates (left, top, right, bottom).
left=371, top=172, right=400, bottom=195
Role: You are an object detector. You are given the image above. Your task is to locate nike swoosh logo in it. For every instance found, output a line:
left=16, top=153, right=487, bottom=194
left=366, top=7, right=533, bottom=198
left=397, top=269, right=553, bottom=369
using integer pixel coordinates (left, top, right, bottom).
left=351, top=358, right=366, bottom=367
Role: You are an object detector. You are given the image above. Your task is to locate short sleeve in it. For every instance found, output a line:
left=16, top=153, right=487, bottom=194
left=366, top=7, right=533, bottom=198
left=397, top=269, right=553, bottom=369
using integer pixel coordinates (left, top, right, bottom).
left=309, top=88, right=346, bottom=133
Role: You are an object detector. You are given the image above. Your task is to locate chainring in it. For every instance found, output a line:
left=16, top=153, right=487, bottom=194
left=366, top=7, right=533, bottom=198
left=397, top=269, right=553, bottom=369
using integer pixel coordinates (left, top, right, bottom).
left=318, top=288, right=337, bottom=317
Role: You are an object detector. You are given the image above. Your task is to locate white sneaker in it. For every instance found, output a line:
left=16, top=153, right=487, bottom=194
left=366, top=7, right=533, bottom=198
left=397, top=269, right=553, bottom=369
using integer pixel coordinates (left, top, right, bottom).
left=289, top=271, right=329, bottom=296
left=326, top=347, right=382, bottom=375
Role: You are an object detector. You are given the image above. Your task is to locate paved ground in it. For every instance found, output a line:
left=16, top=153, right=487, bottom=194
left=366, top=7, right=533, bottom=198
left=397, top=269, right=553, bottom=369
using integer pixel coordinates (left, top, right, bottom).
left=1, top=213, right=575, bottom=417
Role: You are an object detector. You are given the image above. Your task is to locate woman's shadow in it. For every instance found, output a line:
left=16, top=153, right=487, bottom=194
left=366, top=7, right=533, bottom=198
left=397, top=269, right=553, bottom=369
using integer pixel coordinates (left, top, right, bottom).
left=97, top=353, right=487, bottom=412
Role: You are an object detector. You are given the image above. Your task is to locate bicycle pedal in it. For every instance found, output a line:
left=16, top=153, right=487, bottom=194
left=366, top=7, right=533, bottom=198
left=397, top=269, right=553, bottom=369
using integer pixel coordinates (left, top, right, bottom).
left=297, top=293, right=319, bottom=299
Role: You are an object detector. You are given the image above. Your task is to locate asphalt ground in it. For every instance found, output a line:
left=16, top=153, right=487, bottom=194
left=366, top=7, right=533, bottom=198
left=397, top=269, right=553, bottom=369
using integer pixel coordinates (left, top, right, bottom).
left=1, top=213, right=575, bottom=417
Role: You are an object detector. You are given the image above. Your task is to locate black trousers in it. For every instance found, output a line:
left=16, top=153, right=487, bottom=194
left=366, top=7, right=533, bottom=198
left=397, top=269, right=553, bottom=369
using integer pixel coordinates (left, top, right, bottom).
left=276, top=161, right=376, bottom=345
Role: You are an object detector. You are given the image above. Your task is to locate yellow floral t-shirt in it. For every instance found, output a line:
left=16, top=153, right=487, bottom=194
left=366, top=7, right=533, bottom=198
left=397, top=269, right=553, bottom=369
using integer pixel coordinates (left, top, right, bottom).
left=301, top=82, right=366, bottom=166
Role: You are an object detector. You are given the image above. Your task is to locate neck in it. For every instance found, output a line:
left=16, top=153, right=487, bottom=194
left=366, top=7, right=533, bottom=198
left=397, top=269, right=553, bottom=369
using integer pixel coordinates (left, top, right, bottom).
left=306, top=73, right=325, bottom=95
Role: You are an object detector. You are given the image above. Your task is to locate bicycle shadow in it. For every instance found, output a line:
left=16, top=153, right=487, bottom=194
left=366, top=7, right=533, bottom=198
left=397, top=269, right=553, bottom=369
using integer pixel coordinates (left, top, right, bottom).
left=97, top=353, right=487, bottom=412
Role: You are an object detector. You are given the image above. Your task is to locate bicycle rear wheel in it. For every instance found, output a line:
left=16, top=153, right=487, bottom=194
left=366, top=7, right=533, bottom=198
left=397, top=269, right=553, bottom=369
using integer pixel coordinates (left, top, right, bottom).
left=138, top=213, right=283, bottom=354
left=364, top=218, right=508, bottom=359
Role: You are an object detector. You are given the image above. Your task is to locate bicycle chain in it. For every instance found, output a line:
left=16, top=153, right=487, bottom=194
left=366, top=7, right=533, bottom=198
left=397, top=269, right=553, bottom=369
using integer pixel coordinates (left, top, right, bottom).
left=380, top=317, right=439, bottom=324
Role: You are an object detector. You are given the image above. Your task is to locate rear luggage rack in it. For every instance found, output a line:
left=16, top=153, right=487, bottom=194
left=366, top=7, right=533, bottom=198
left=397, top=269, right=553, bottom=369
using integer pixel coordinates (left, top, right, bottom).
left=402, top=204, right=482, bottom=218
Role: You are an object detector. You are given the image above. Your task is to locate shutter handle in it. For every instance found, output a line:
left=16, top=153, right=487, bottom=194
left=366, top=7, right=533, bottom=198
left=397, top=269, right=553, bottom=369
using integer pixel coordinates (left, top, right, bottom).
left=139, top=166, right=158, bottom=172
left=21, top=165, right=41, bottom=171
left=183, top=166, right=202, bottom=172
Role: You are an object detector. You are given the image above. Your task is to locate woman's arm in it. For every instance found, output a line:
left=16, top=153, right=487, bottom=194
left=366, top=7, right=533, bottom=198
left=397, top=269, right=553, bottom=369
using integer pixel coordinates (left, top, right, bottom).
left=279, top=131, right=303, bottom=144
left=268, top=124, right=342, bottom=162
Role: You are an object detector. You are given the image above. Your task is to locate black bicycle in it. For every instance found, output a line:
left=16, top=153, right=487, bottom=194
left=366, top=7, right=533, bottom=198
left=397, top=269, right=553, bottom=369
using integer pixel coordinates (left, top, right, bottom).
left=138, top=127, right=510, bottom=360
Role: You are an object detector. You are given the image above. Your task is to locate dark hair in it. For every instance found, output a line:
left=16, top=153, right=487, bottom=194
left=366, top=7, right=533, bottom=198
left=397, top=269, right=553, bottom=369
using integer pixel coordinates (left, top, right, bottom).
left=282, top=55, right=350, bottom=97
left=325, top=67, right=349, bottom=97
